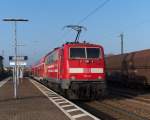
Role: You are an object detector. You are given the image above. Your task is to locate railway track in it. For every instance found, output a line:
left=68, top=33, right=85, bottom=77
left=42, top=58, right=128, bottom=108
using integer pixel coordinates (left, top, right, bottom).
left=80, top=100, right=150, bottom=120
left=37, top=79, right=150, bottom=120
left=108, top=87, right=150, bottom=104
left=76, top=98, right=150, bottom=120
left=74, top=87, right=150, bottom=120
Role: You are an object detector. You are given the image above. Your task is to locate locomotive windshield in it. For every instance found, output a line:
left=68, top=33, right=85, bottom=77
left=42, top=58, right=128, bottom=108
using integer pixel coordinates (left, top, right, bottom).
left=87, top=48, right=100, bottom=58
left=70, top=48, right=86, bottom=58
left=70, top=47, right=100, bottom=59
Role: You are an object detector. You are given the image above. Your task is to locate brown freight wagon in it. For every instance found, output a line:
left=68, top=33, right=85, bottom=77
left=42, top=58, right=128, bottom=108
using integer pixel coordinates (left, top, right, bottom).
left=105, top=49, right=150, bottom=86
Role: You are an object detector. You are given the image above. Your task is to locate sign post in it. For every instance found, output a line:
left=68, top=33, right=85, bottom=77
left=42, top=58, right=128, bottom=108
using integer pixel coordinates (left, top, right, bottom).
left=9, top=56, right=28, bottom=98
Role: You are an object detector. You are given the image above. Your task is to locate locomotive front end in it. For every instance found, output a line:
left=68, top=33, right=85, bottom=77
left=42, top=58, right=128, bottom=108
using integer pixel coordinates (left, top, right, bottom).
left=62, top=43, right=106, bottom=99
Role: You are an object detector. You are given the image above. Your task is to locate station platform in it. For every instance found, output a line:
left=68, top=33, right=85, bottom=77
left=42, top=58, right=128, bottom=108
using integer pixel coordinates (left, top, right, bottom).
left=0, top=77, right=99, bottom=120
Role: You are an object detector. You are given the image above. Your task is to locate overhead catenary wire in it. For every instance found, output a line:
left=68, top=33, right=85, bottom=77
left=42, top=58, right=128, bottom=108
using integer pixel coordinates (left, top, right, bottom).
left=78, top=0, right=111, bottom=24
left=57, top=0, right=111, bottom=42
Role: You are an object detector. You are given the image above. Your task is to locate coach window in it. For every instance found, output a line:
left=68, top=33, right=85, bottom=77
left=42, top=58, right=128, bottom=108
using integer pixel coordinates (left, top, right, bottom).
left=60, top=49, right=64, bottom=58
left=53, top=51, right=58, bottom=61
left=46, top=57, right=49, bottom=64
left=47, top=57, right=49, bottom=64
left=46, top=51, right=58, bottom=64
left=49, top=55, right=53, bottom=64
left=46, top=55, right=51, bottom=64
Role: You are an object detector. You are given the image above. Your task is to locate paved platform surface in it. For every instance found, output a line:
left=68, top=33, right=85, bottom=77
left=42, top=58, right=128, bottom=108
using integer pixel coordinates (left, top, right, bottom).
left=0, top=78, right=70, bottom=120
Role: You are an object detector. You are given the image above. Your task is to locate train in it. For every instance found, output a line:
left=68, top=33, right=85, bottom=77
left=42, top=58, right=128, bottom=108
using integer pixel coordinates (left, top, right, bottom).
left=0, top=56, right=4, bottom=80
left=31, top=41, right=106, bottom=99
left=105, top=49, right=150, bottom=87
left=0, top=56, right=11, bottom=80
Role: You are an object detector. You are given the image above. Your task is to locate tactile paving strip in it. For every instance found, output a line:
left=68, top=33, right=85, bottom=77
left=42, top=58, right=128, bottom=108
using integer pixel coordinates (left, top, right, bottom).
left=30, top=79, right=100, bottom=120
left=0, top=78, right=10, bottom=88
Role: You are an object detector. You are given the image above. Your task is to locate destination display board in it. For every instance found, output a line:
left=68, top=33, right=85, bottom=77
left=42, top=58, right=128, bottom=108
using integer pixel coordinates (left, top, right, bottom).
left=9, top=56, right=28, bottom=61
left=9, top=56, right=28, bottom=66
left=9, top=61, right=27, bottom=66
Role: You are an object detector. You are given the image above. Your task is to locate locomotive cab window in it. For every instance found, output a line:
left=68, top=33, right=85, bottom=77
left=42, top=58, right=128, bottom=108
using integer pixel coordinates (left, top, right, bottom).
left=87, top=48, right=100, bottom=58
left=70, top=48, right=86, bottom=58
left=70, top=47, right=101, bottom=59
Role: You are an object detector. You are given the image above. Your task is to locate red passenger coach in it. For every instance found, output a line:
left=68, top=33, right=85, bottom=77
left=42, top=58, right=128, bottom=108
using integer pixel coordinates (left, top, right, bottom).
left=32, top=42, right=106, bottom=99
left=32, top=57, right=46, bottom=79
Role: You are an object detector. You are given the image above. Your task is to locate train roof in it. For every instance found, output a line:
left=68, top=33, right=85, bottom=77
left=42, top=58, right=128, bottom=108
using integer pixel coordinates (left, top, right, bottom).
left=105, top=49, right=150, bottom=58
left=45, top=41, right=103, bottom=57
left=32, top=41, right=103, bottom=66
left=32, top=55, right=47, bottom=67
left=63, top=41, right=103, bottom=47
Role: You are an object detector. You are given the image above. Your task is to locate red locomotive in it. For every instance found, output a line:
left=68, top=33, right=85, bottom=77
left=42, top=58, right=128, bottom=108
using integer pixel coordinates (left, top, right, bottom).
left=32, top=26, right=106, bottom=99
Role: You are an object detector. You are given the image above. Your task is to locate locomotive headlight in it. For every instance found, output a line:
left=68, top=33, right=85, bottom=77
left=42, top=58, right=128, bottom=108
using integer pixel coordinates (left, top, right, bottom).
left=71, top=76, right=76, bottom=80
left=98, top=76, right=102, bottom=79
left=85, top=60, right=90, bottom=63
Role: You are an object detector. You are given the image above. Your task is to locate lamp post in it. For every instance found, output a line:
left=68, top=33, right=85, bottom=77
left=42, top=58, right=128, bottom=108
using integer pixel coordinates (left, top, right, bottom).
left=3, top=18, right=28, bottom=98
left=119, top=33, right=124, bottom=55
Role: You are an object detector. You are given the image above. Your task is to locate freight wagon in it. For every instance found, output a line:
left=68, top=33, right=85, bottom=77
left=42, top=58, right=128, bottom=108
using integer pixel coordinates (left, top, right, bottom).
left=105, top=49, right=150, bottom=86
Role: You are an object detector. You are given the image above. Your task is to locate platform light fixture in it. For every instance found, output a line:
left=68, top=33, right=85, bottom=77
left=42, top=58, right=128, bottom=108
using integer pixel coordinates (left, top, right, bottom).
left=3, top=18, right=29, bottom=99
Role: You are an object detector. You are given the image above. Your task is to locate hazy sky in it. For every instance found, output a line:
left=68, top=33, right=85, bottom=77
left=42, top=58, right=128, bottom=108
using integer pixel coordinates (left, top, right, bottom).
left=0, top=0, right=150, bottom=66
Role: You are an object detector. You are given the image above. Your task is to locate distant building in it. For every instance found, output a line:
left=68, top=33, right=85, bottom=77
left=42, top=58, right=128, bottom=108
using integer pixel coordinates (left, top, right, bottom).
left=105, top=53, right=115, bottom=57
left=0, top=56, right=3, bottom=69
